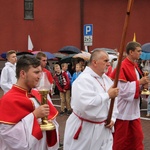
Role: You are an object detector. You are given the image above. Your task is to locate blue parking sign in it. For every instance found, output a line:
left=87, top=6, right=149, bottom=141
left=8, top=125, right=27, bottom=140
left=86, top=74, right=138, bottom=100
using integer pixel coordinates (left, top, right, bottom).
left=84, top=24, right=93, bottom=36
left=84, top=24, right=93, bottom=46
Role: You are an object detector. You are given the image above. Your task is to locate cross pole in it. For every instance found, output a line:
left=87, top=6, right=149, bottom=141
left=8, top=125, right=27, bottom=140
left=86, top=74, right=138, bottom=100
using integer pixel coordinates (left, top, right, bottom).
left=106, top=0, right=134, bottom=125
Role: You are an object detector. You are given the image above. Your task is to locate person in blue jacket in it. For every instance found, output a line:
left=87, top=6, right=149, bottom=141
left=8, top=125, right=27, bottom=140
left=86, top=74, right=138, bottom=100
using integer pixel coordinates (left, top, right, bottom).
left=71, top=63, right=82, bottom=85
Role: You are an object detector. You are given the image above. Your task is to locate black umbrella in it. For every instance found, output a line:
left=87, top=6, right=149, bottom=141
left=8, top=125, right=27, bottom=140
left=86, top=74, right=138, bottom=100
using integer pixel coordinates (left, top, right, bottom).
left=141, top=43, right=150, bottom=53
left=59, top=46, right=81, bottom=54
left=17, top=52, right=34, bottom=59
left=59, top=54, right=75, bottom=64
left=53, top=52, right=67, bottom=59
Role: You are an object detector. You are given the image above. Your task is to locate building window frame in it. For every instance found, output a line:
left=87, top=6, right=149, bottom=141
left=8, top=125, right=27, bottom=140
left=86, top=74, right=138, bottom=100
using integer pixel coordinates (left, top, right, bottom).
left=24, top=0, right=34, bottom=20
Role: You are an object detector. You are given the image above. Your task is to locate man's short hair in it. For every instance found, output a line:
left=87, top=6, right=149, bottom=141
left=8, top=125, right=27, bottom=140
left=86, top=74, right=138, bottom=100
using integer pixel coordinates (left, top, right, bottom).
left=16, top=56, right=40, bottom=79
left=126, top=41, right=141, bottom=54
left=6, top=50, right=16, bottom=59
left=89, top=48, right=108, bottom=63
left=36, top=52, right=47, bottom=60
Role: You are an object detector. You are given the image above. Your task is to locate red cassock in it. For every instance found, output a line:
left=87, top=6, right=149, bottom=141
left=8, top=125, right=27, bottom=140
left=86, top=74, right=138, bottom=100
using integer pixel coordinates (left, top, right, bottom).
left=109, top=57, right=143, bottom=99
left=110, top=58, right=144, bottom=150
left=0, top=85, right=58, bottom=147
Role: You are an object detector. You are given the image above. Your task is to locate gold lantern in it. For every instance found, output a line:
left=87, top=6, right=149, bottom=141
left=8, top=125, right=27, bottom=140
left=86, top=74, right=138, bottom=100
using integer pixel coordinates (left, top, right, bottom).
left=37, top=72, right=55, bottom=131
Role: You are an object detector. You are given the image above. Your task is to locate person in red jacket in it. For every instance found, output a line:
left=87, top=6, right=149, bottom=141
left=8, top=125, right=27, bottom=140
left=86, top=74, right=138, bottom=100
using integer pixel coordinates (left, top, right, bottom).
left=53, top=64, right=71, bottom=116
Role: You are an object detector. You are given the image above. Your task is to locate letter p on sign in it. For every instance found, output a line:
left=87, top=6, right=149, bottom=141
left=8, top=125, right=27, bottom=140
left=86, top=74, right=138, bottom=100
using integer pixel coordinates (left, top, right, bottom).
left=84, top=24, right=93, bottom=36
left=86, top=26, right=91, bottom=34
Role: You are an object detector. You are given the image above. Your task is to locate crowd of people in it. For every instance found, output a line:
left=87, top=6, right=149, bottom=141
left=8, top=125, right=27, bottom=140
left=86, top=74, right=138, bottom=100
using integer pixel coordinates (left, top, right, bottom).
left=0, top=41, right=149, bottom=150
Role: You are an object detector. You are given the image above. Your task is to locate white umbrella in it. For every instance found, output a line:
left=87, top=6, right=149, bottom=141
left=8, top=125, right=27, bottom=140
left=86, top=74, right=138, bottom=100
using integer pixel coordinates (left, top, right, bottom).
left=73, top=51, right=91, bottom=61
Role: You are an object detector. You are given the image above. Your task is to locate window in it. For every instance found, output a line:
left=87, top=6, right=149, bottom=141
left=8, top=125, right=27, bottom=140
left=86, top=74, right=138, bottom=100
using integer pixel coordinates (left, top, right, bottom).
left=24, top=0, right=34, bottom=19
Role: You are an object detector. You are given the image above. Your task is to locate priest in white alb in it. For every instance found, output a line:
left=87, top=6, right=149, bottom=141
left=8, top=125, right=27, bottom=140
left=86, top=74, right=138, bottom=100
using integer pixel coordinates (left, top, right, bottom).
left=64, top=49, right=119, bottom=150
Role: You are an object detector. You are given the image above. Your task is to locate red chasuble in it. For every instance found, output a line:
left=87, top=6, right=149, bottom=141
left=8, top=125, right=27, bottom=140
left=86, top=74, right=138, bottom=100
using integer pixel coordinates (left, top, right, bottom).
left=110, top=58, right=143, bottom=99
left=0, top=85, right=58, bottom=146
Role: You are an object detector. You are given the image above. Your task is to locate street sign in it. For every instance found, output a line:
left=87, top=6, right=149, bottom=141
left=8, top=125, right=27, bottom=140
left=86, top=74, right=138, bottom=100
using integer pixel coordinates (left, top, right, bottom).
left=84, top=24, right=93, bottom=46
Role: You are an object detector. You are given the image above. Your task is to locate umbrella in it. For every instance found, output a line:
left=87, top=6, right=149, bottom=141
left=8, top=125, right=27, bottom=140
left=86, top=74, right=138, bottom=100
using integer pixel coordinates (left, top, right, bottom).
left=108, top=54, right=118, bottom=62
left=140, top=43, right=150, bottom=60
left=59, top=54, right=75, bottom=64
left=141, top=43, right=150, bottom=53
left=0, top=52, right=34, bottom=59
left=43, top=52, right=56, bottom=59
left=1, top=52, right=7, bottom=59
left=31, top=51, right=56, bottom=59
left=59, top=46, right=81, bottom=54
left=53, top=52, right=67, bottom=59
left=140, top=52, right=150, bottom=60
left=17, top=52, right=34, bottom=59
left=73, top=51, right=91, bottom=61
left=93, top=48, right=117, bottom=54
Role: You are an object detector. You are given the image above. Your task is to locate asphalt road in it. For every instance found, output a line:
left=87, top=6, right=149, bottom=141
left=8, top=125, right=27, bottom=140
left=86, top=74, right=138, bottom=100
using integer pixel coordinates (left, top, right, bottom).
left=52, top=95, right=150, bottom=150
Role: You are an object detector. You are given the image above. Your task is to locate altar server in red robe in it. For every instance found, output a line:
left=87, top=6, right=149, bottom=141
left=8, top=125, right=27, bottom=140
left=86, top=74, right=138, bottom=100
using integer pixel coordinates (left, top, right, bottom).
left=110, top=41, right=149, bottom=150
left=35, top=52, right=54, bottom=84
left=0, top=56, right=59, bottom=150
left=36, top=52, right=54, bottom=96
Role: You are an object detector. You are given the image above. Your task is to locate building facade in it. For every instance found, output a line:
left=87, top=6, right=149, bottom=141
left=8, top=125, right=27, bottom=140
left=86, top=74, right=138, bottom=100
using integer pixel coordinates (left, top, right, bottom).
left=0, top=0, right=150, bottom=54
